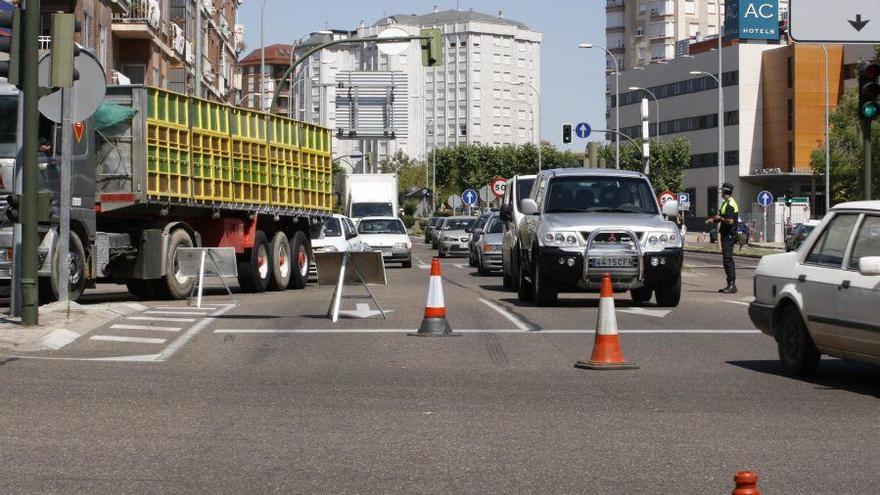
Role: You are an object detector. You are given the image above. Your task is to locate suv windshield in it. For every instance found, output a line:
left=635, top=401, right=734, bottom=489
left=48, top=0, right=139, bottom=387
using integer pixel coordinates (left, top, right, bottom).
left=544, top=177, right=658, bottom=215
left=358, top=219, right=406, bottom=235
left=443, top=218, right=475, bottom=231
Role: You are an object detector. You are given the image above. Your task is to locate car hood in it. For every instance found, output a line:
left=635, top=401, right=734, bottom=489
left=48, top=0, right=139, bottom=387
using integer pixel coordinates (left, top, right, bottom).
left=359, top=233, right=409, bottom=247
left=311, top=236, right=347, bottom=250
left=439, top=230, right=470, bottom=239
left=541, top=212, right=674, bottom=232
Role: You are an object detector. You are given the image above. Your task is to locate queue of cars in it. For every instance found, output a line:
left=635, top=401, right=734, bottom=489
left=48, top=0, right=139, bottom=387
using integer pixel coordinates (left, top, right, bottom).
left=309, top=214, right=413, bottom=278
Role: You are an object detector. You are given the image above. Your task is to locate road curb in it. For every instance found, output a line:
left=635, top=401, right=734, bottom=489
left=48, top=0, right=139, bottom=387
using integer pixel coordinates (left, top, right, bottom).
left=684, top=245, right=780, bottom=259
left=0, top=301, right=149, bottom=352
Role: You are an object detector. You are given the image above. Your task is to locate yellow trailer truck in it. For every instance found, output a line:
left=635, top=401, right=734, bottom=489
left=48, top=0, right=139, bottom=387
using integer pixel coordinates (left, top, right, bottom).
left=0, top=85, right=334, bottom=301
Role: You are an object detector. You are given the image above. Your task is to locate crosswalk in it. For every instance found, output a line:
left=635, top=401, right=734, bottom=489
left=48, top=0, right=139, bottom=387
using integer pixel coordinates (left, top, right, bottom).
left=87, top=305, right=223, bottom=348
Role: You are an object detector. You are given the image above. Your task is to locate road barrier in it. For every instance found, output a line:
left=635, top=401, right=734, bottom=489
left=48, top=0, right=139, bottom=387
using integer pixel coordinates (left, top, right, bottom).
left=575, top=273, right=639, bottom=370
left=732, top=471, right=760, bottom=495
left=410, top=258, right=454, bottom=337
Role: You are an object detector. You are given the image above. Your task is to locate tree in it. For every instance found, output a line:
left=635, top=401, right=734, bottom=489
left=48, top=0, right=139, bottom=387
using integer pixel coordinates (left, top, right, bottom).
left=379, top=150, right=428, bottom=195
left=597, top=137, right=690, bottom=193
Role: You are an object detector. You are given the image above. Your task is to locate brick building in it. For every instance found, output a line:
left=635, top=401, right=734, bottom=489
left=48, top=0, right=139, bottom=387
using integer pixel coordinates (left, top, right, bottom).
left=239, top=43, right=296, bottom=114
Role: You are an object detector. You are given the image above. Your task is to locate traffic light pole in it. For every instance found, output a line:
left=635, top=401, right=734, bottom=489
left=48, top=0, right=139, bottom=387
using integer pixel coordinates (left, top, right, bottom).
left=20, top=0, right=41, bottom=325
left=864, top=119, right=873, bottom=201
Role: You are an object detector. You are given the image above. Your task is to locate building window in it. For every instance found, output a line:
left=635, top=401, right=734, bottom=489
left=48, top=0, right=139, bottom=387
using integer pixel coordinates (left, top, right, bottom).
left=460, top=124, right=467, bottom=136
left=97, top=24, right=107, bottom=69
left=82, top=11, right=92, bottom=49
left=787, top=57, right=793, bottom=88
left=787, top=99, right=793, bottom=131
left=708, top=187, right=718, bottom=214
left=788, top=141, right=794, bottom=169
left=685, top=0, right=696, bottom=14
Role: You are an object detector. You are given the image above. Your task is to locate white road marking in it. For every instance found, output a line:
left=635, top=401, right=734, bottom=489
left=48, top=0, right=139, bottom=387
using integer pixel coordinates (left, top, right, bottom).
left=110, top=324, right=182, bottom=332
left=338, top=303, right=394, bottom=319
left=414, top=255, right=426, bottom=266
left=127, top=316, right=196, bottom=323
left=90, top=335, right=167, bottom=344
left=478, top=298, right=531, bottom=331
left=36, top=329, right=81, bottom=350
left=453, top=263, right=470, bottom=269
left=156, top=304, right=237, bottom=361
left=418, top=264, right=432, bottom=270
left=144, top=310, right=210, bottom=316
left=213, top=328, right=761, bottom=335
left=723, top=300, right=751, bottom=307
left=2, top=353, right=162, bottom=363
left=122, top=303, right=148, bottom=311
left=618, top=307, right=673, bottom=318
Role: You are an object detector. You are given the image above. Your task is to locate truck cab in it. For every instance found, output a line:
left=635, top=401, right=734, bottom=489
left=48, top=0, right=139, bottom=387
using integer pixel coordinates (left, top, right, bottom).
left=515, top=168, right=682, bottom=307
left=499, top=174, right=536, bottom=291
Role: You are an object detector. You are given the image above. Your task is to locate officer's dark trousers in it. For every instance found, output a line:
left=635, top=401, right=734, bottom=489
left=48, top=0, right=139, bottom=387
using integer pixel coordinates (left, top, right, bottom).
left=721, top=233, right=736, bottom=283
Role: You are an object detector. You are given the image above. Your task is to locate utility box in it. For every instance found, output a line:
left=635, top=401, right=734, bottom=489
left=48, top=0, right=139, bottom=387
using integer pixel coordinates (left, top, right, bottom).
left=753, top=199, right=811, bottom=243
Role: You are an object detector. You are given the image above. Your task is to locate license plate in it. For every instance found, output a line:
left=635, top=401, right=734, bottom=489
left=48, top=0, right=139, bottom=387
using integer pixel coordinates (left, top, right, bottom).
left=382, top=251, right=392, bottom=257
left=591, top=257, right=634, bottom=268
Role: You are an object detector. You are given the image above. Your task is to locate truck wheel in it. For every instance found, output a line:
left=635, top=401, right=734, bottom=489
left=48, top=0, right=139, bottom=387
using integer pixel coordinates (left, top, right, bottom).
left=517, top=251, right=533, bottom=303
left=287, top=231, right=310, bottom=290
left=155, top=229, right=196, bottom=300
left=238, top=231, right=271, bottom=293
left=40, top=233, right=87, bottom=303
left=269, top=232, right=292, bottom=291
left=654, top=274, right=681, bottom=307
left=777, top=305, right=821, bottom=376
left=630, top=287, right=653, bottom=304
left=532, top=262, right=558, bottom=307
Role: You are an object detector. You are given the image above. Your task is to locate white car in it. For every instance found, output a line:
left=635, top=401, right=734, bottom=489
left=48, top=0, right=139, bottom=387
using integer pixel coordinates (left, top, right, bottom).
left=309, top=214, right=364, bottom=281
left=356, top=217, right=413, bottom=268
left=750, top=201, right=880, bottom=376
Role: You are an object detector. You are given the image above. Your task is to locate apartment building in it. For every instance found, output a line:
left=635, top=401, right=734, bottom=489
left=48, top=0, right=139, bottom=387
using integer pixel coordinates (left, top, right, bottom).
left=239, top=43, right=296, bottom=113
left=36, top=0, right=245, bottom=103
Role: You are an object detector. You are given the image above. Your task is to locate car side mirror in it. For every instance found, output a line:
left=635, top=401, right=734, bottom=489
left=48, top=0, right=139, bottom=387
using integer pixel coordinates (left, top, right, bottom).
left=520, top=199, right=538, bottom=216
left=661, top=200, right=679, bottom=218
left=858, top=256, right=880, bottom=276
left=346, top=231, right=358, bottom=240
left=500, top=205, right=512, bottom=222
left=473, top=228, right=483, bottom=236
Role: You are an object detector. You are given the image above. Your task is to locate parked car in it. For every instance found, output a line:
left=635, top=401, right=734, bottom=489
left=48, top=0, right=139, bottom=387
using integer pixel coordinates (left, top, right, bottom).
left=357, top=217, right=413, bottom=268
left=750, top=202, right=880, bottom=376
left=424, top=216, right=442, bottom=244
left=784, top=220, right=819, bottom=252
left=437, top=216, right=476, bottom=258
left=468, top=213, right=495, bottom=267
left=515, top=168, right=682, bottom=307
left=476, top=214, right=504, bottom=276
left=309, top=214, right=365, bottom=280
left=500, top=175, right=537, bottom=291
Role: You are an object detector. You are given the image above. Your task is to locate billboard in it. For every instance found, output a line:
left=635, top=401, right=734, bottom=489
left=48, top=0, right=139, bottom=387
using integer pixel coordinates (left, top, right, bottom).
left=725, top=0, right=780, bottom=41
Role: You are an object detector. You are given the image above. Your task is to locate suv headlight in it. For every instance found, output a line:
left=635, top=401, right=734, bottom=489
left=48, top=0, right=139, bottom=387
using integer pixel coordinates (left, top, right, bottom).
left=643, top=231, right=682, bottom=251
left=541, top=231, right=581, bottom=248
left=394, top=242, right=410, bottom=250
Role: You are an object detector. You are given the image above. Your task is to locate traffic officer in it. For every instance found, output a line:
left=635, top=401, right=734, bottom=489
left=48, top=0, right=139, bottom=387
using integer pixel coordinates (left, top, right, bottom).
left=706, top=182, right=739, bottom=293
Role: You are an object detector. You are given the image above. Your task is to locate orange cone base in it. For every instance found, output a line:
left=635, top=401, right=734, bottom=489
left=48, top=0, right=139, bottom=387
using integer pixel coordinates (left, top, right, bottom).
left=574, top=359, right=639, bottom=370
left=408, top=317, right=457, bottom=337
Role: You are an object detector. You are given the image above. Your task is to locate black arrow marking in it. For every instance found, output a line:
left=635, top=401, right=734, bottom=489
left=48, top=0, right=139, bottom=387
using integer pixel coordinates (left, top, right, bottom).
left=849, top=14, right=870, bottom=32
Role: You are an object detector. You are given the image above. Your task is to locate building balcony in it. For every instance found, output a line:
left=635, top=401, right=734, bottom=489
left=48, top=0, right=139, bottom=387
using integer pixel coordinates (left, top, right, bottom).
left=650, top=9, right=674, bottom=18
left=606, top=0, right=624, bottom=9
left=112, top=0, right=164, bottom=39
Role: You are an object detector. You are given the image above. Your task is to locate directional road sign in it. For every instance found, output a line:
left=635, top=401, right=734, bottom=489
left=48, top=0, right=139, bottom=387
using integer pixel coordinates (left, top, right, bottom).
left=790, top=0, right=880, bottom=43
left=491, top=178, right=507, bottom=198
left=757, top=190, right=774, bottom=208
left=462, top=189, right=479, bottom=207
left=575, top=123, right=592, bottom=139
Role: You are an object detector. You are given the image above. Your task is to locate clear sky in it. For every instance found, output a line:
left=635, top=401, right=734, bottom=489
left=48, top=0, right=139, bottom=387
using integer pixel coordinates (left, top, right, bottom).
left=238, top=1, right=607, bottom=151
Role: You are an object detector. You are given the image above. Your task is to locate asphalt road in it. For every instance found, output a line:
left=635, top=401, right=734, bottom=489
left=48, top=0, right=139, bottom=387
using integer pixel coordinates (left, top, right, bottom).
left=0, top=240, right=878, bottom=493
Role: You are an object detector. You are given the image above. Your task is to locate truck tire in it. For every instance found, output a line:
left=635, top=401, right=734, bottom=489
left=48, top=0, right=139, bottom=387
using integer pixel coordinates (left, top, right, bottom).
left=630, top=287, right=653, bottom=304
left=532, top=262, right=558, bottom=307
left=154, top=229, right=196, bottom=300
left=654, top=274, right=681, bottom=307
left=287, top=231, right=310, bottom=290
left=777, top=305, right=821, bottom=376
left=269, top=231, right=292, bottom=291
left=40, top=233, right=87, bottom=303
left=238, top=231, right=271, bottom=293
left=517, top=249, right=533, bottom=302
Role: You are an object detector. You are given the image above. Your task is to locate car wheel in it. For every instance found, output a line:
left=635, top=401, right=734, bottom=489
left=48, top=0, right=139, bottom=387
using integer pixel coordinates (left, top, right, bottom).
left=477, top=254, right=488, bottom=276
left=238, top=231, right=272, bottom=293
left=287, top=231, right=310, bottom=290
left=439, top=249, right=446, bottom=258
left=517, top=250, right=533, bottom=302
left=469, top=251, right=477, bottom=267
left=777, top=305, right=820, bottom=376
left=630, top=287, right=653, bottom=304
left=532, top=260, right=558, bottom=307
left=654, top=275, right=681, bottom=307
left=269, top=231, right=292, bottom=291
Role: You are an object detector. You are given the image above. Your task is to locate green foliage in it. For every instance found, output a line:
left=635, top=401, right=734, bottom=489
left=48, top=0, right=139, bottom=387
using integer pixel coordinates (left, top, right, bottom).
left=403, top=200, right=417, bottom=217
left=380, top=150, right=428, bottom=195
left=597, top=137, right=690, bottom=193
left=811, top=88, right=880, bottom=203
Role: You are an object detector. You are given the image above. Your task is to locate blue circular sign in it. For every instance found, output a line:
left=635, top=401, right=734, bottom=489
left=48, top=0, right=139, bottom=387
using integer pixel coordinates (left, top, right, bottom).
left=757, top=190, right=774, bottom=208
left=575, top=123, right=592, bottom=139
left=462, top=189, right=479, bottom=207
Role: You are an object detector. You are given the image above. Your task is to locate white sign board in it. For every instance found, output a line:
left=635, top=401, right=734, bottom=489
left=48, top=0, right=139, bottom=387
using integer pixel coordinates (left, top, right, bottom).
left=790, top=0, right=880, bottom=43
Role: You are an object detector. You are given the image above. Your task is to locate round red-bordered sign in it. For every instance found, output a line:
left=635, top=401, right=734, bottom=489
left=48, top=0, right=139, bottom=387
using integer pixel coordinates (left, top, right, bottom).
left=491, top=178, right=508, bottom=198
left=658, top=191, right=676, bottom=205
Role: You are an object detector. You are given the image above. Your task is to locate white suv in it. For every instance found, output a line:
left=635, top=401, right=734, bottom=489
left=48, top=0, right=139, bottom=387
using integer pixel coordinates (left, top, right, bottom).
left=750, top=201, right=880, bottom=375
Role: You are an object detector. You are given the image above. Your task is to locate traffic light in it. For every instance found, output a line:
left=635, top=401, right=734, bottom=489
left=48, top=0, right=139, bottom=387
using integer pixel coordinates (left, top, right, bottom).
left=0, top=9, right=21, bottom=86
left=420, top=28, right=442, bottom=67
left=784, top=188, right=793, bottom=207
left=857, top=63, right=880, bottom=121
left=562, top=123, right=572, bottom=144
left=50, top=13, right=81, bottom=88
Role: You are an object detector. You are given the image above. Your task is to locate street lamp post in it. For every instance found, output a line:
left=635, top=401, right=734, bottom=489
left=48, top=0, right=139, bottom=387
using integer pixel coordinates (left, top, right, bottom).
left=821, top=44, right=831, bottom=214
left=628, top=86, right=660, bottom=141
left=260, top=0, right=268, bottom=111
left=691, top=70, right=725, bottom=208
left=514, top=81, right=542, bottom=172
left=579, top=43, right=619, bottom=169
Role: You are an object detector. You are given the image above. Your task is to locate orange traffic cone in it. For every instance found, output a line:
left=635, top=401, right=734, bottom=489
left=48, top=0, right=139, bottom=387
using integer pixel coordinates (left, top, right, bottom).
left=732, top=471, right=760, bottom=495
left=575, top=273, right=639, bottom=370
left=410, top=258, right=454, bottom=337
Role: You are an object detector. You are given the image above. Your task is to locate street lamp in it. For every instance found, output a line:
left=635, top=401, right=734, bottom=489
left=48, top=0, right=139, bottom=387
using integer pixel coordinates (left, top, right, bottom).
left=628, top=86, right=660, bottom=141
left=513, top=81, right=542, bottom=172
left=820, top=44, right=831, bottom=214
left=260, top=0, right=268, bottom=111
left=579, top=42, right=620, bottom=169
left=691, top=70, right=725, bottom=207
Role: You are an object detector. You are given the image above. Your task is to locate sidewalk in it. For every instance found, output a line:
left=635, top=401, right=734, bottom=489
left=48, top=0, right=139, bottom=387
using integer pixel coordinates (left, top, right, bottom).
left=0, top=301, right=148, bottom=353
left=684, top=233, right=783, bottom=259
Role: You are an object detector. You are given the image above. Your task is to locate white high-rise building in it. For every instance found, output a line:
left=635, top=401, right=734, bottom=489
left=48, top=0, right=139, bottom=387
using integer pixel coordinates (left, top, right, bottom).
left=293, top=9, right=542, bottom=172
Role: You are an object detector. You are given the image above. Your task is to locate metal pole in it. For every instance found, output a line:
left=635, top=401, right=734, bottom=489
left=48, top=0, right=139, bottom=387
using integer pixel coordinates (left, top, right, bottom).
left=11, top=91, right=23, bottom=316
left=58, top=87, right=73, bottom=307
left=615, top=61, right=620, bottom=169
left=287, top=40, right=298, bottom=118
left=822, top=44, right=831, bottom=213
left=718, top=4, right=725, bottom=208
left=259, top=0, right=267, bottom=111
left=20, top=0, right=41, bottom=325
left=864, top=119, right=873, bottom=201
left=194, top=1, right=202, bottom=97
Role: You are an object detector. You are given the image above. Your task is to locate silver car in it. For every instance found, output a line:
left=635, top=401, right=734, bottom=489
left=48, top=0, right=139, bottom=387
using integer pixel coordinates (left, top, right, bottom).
left=476, top=214, right=504, bottom=275
left=438, top=216, right=476, bottom=258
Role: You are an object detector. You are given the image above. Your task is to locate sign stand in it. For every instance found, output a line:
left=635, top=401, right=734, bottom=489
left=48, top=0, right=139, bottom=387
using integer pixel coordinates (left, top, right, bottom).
left=327, top=251, right=388, bottom=322
left=177, top=247, right=239, bottom=309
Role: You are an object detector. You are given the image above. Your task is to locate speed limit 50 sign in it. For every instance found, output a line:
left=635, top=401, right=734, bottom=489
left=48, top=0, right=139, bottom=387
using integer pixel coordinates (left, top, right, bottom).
left=491, top=178, right=508, bottom=198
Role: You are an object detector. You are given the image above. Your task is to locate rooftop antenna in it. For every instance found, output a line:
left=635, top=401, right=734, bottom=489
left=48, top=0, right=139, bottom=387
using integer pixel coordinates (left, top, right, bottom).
left=456, top=0, right=460, bottom=10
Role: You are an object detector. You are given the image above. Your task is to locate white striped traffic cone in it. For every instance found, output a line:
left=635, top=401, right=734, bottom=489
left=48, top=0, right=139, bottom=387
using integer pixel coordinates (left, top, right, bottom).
left=575, top=273, right=639, bottom=370
left=410, top=258, right=454, bottom=337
